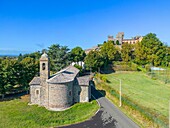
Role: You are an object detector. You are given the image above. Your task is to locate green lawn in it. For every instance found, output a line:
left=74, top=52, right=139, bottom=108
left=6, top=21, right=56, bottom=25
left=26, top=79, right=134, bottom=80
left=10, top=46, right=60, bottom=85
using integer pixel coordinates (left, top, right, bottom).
left=149, top=69, right=170, bottom=84
left=102, top=71, right=170, bottom=124
left=0, top=95, right=99, bottom=128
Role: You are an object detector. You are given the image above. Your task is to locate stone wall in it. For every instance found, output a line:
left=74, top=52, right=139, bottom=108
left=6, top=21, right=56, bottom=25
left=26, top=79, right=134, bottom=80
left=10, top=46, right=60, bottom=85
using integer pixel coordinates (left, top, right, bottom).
left=80, top=85, right=89, bottom=102
left=30, top=85, right=41, bottom=105
left=48, top=82, right=74, bottom=109
left=73, top=84, right=81, bottom=103
left=40, top=84, right=49, bottom=107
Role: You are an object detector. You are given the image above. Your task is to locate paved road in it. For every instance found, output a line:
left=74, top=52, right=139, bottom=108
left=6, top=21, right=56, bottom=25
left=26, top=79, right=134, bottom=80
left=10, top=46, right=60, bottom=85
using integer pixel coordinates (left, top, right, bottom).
left=59, top=85, right=140, bottom=128
left=91, top=85, right=140, bottom=128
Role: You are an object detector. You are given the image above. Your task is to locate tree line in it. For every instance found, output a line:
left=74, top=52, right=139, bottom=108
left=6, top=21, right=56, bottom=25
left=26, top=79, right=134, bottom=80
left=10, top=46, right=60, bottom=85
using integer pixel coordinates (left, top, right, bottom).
left=0, top=44, right=86, bottom=97
left=85, top=33, right=170, bottom=71
left=0, top=56, right=39, bottom=98
left=0, top=32, right=169, bottom=97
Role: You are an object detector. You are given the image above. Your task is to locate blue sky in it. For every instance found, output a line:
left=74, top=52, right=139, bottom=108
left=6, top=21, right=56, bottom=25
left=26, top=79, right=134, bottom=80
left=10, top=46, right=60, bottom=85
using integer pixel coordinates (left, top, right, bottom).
left=0, top=0, right=170, bottom=55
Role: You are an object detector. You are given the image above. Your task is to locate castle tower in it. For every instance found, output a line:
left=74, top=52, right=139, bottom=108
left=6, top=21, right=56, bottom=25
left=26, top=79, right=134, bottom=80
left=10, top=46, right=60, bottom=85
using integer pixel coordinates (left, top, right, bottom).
left=39, top=52, right=50, bottom=107
left=116, top=32, right=124, bottom=44
left=108, top=35, right=114, bottom=41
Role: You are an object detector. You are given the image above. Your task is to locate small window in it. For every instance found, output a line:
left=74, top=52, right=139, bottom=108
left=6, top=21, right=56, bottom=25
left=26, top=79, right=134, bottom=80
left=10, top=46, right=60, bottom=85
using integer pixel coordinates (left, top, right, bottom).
left=42, top=63, right=45, bottom=70
left=78, top=91, right=81, bottom=95
left=69, top=91, right=72, bottom=96
left=36, top=90, right=39, bottom=95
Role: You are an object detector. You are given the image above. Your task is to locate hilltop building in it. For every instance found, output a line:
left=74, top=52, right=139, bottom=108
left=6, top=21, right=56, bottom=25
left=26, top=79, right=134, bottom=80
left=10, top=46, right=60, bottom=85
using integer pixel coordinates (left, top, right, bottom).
left=108, top=32, right=143, bottom=45
left=29, top=53, right=91, bottom=111
left=84, top=32, right=143, bottom=54
left=84, top=46, right=100, bottom=54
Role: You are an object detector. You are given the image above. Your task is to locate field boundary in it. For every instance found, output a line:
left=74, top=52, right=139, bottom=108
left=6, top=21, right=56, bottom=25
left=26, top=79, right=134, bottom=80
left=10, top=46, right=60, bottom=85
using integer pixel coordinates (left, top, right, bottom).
left=94, top=77, right=168, bottom=128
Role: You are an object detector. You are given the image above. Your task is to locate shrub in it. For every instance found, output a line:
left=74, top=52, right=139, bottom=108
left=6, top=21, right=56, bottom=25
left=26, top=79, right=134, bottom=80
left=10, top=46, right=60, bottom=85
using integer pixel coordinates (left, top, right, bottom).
left=145, top=64, right=151, bottom=72
left=131, top=63, right=138, bottom=71
left=95, top=73, right=109, bottom=83
left=100, top=76, right=109, bottom=83
left=74, top=64, right=83, bottom=75
left=113, top=62, right=138, bottom=71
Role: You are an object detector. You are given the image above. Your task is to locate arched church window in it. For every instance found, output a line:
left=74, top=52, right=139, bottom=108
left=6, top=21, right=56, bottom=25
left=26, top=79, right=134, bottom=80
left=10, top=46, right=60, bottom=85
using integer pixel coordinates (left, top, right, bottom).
left=42, top=63, right=45, bottom=70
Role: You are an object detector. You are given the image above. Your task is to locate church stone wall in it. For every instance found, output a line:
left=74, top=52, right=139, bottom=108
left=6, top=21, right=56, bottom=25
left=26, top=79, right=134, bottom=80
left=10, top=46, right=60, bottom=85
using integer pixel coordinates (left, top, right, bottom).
left=40, top=84, right=49, bottom=107
left=80, top=86, right=89, bottom=102
left=30, top=85, right=41, bottom=105
left=48, top=82, right=74, bottom=109
left=73, top=84, right=81, bottom=103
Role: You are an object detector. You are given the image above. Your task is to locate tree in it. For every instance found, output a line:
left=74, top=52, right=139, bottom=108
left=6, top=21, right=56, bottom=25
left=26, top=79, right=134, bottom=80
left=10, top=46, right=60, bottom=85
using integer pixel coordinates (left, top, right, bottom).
left=121, top=42, right=134, bottom=62
left=70, top=46, right=86, bottom=62
left=18, top=53, right=23, bottom=62
left=20, top=57, right=38, bottom=88
left=100, top=41, right=117, bottom=67
left=134, top=42, right=148, bottom=65
left=116, top=40, right=119, bottom=45
left=47, top=44, right=70, bottom=72
left=156, top=45, right=170, bottom=67
left=0, top=59, right=18, bottom=97
left=84, top=50, right=104, bottom=71
left=134, top=33, right=166, bottom=66
left=28, top=51, right=41, bottom=60
left=21, top=51, right=41, bottom=61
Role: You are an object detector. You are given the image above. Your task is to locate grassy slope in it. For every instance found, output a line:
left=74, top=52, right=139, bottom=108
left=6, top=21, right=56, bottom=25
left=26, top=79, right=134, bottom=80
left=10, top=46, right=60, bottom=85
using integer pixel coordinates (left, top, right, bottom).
left=102, top=71, right=170, bottom=121
left=0, top=95, right=99, bottom=128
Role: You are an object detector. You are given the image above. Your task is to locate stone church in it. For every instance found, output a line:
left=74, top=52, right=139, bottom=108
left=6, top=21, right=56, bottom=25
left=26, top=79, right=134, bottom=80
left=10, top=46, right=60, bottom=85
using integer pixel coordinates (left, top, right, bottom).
left=29, top=53, right=91, bottom=111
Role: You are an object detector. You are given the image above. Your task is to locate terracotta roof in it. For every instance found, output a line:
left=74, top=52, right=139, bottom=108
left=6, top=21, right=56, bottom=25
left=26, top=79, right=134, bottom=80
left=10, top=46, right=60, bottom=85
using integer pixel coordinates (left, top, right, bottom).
left=29, top=77, right=40, bottom=85
left=77, top=75, right=90, bottom=86
left=47, top=65, right=79, bottom=84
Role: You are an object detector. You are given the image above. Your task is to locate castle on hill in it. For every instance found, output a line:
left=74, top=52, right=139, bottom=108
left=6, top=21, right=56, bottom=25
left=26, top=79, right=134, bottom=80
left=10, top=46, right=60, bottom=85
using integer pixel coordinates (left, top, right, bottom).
left=29, top=53, right=91, bottom=111
left=108, top=32, right=143, bottom=45
left=84, top=32, right=143, bottom=54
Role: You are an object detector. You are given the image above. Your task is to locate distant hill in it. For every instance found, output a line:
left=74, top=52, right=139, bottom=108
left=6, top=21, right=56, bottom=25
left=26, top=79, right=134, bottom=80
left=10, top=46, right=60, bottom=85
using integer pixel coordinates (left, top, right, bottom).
left=0, top=54, right=18, bottom=57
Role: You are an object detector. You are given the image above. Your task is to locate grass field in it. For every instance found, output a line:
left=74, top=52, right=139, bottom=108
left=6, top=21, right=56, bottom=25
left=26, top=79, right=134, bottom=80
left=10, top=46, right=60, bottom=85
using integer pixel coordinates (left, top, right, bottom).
left=149, top=69, right=170, bottom=84
left=0, top=95, right=99, bottom=128
left=100, top=71, right=170, bottom=127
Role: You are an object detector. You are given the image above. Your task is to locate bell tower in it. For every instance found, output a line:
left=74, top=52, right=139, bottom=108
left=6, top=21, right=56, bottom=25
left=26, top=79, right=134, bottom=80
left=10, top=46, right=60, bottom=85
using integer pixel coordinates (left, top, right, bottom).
left=40, top=52, right=50, bottom=81
left=39, top=52, right=50, bottom=107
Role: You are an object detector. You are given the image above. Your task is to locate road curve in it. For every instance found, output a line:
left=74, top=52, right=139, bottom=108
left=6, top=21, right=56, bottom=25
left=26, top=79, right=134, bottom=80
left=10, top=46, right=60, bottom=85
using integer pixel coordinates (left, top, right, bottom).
left=92, top=85, right=140, bottom=128
left=58, top=85, right=140, bottom=128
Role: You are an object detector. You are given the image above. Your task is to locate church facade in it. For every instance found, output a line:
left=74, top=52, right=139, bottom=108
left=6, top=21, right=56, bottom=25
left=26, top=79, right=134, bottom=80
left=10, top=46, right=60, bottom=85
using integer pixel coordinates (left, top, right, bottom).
left=29, top=53, right=91, bottom=111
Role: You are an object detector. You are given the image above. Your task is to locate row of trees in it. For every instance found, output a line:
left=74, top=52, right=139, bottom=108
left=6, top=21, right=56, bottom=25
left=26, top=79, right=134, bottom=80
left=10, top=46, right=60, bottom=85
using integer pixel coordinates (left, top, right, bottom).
left=0, top=44, right=86, bottom=97
left=17, top=44, right=86, bottom=72
left=0, top=32, right=169, bottom=96
left=47, top=44, right=86, bottom=73
left=84, top=33, right=170, bottom=71
left=0, top=57, right=38, bottom=97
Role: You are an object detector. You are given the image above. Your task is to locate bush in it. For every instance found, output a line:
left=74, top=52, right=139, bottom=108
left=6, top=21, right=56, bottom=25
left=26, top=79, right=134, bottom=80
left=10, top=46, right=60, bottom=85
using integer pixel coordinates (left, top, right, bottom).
left=74, top=64, right=82, bottom=71
left=95, top=73, right=109, bottom=83
left=74, top=64, right=83, bottom=75
left=100, top=76, right=109, bottom=83
left=113, top=62, right=138, bottom=71
left=131, top=63, right=138, bottom=71
left=145, top=64, right=151, bottom=72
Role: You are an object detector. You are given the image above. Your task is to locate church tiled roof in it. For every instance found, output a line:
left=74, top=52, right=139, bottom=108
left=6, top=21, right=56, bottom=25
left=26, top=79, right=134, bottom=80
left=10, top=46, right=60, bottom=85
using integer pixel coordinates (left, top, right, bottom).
left=29, top=77, right=40, bottom=85
left=47, top=65, right=79, bottom=84
left=77, top=75, right=90, bottom=86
